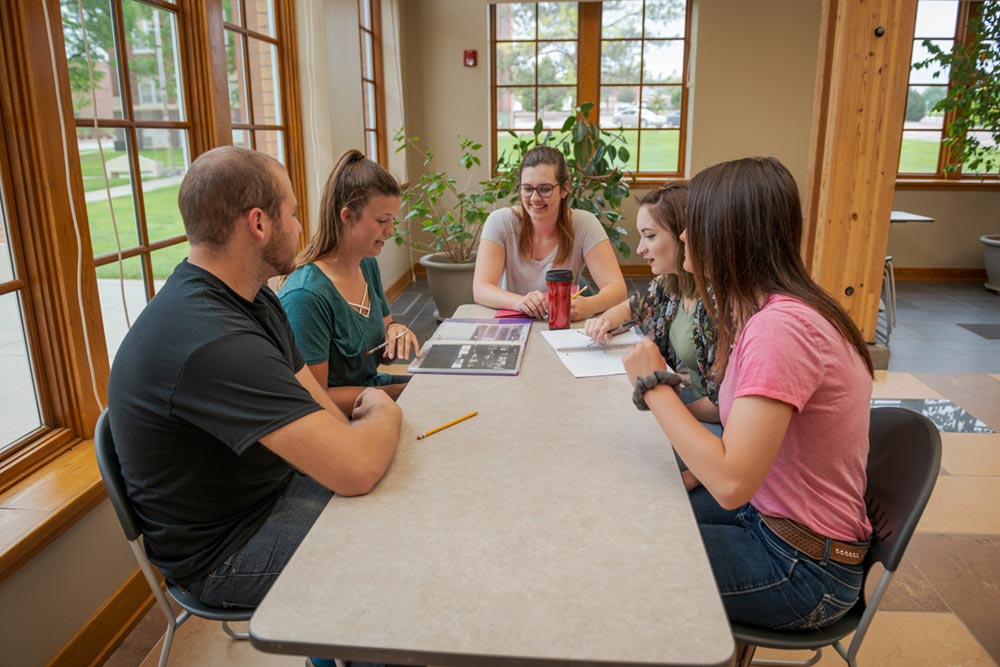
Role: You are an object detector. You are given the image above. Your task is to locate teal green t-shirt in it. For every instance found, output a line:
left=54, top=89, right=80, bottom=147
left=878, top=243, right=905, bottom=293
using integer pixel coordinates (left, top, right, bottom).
left=668, top=301, right=706, bottom=400
left=278, top=257, right=392, bottom=388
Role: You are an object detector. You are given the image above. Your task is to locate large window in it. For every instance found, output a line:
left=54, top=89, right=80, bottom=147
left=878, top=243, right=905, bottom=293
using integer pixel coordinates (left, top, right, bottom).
left=491, top=0, right=691, bottom=179
left=0, top=159, right=42, bottom=451
left=0, top=0, right=304, bottom=487
left=225, top=0, right=287, bottom=164
left=899, top=0, right=999, bottom=181
left=359, top=0, right=387, bottom=164
left=63, top=0, right=191, bottom=359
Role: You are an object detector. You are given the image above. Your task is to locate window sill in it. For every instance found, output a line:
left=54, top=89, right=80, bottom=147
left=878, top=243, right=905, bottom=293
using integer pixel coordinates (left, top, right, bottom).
left=896, top=178, right=1000, bottom=191
left=0, top=439, right=105, bottom=585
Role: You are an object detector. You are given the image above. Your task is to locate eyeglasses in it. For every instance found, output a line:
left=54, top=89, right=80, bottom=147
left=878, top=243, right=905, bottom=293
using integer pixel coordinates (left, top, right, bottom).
left=518, top=183, right=560, bottom=199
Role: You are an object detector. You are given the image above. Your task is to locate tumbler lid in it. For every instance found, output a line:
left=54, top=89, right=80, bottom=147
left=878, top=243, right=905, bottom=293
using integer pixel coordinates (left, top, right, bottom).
left=545, top=269, right=573, bottom=283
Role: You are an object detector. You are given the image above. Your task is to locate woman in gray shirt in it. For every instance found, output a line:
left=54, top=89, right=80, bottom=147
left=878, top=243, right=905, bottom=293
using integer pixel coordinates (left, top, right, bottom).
left=473, top=146, right=626, bottom=320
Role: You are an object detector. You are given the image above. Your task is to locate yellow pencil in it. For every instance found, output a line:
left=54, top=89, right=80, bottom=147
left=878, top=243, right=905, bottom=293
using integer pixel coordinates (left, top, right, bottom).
left=571, top=285, right=589, bottom=300
left=416, top=411, right=478, bottom=440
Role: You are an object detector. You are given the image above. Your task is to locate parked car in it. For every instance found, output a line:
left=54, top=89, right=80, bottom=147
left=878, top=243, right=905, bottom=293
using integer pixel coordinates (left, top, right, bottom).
left=665, top=110, right=681, bottom=128
left=612, top=107, right=667, bottom=128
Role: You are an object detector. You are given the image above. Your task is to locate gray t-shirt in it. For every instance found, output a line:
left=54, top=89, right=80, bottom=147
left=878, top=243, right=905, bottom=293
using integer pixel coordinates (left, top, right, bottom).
left=480, top=207, right=608, bottom=294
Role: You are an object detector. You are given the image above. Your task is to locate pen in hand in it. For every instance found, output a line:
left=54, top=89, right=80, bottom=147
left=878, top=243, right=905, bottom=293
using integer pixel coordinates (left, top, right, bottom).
left=571, top=285, right=589, bottom=300
left=365, top=330, right=408, bottom=356
left=606, top=318, right=639, bottom=336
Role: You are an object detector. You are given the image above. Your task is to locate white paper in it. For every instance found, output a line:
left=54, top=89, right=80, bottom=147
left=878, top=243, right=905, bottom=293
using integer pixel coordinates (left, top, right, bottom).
left=540, top=328, right=643, bottom=378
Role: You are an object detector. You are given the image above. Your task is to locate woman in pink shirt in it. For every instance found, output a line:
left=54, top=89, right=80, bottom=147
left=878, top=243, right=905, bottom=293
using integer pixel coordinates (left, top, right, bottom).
left=623, top=157, right=874, bottom=632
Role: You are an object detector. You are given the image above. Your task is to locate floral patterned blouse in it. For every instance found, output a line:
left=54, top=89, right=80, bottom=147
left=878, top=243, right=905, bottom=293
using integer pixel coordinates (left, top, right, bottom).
left=628, top=276, right=719, bottom=404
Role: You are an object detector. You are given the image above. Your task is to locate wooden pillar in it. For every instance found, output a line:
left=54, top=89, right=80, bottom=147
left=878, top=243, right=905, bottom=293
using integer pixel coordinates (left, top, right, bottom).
left=804, top=0, right=917, bottom=342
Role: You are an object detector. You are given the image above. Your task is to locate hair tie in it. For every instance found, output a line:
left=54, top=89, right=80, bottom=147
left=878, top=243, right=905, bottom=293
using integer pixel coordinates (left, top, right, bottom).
left=349, top=151, right=366, bottom=163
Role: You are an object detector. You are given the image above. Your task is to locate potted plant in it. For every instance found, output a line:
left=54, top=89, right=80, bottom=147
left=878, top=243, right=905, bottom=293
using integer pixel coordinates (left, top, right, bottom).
left=914, top=2, right=1000, bottom=293
left=393, top=130, right=510, bottom=318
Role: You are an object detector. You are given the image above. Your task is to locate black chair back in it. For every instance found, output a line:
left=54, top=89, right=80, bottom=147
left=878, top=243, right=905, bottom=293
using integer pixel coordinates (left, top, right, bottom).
left=94, top=409, right=143, bottom=542
left=865, top=407, right=942, bottom=572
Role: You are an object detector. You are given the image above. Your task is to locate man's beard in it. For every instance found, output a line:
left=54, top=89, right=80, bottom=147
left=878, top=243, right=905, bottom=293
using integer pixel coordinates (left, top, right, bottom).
left=262, top=221, right=296, bottom=276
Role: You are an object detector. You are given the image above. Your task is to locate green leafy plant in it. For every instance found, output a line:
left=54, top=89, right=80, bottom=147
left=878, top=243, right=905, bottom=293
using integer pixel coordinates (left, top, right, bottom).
left=495, top=102, right=635, bottom=258
left=393, top=130, right=512, bottom=264
left=914, top=2, right=1000, bottom=175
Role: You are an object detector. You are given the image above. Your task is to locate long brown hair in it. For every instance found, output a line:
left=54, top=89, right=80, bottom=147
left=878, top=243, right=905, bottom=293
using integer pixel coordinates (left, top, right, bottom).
left=294, top=149, right=400, bottom=268
left=686, top=157, right=873, bottom=379
left=639, top=182, right=696, bottom=299
left=515, top=145, right=574, bottom=264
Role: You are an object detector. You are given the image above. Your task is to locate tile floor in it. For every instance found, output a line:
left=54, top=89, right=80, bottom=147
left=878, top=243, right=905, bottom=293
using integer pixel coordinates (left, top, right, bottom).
left=104, top=281, right=1000, bottom=667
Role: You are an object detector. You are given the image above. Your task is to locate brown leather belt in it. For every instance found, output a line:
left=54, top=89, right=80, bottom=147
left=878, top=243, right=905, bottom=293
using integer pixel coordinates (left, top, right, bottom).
left=760, top=514, right=868, bottom=566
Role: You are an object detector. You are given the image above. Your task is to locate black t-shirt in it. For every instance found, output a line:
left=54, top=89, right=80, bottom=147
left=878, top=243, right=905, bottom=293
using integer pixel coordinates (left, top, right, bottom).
left=107, top=260, right=322, bottom=585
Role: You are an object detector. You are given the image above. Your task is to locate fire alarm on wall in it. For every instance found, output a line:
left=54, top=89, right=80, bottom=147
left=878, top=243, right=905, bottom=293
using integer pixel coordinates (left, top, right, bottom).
left=464, top=49, right=478, bottom=67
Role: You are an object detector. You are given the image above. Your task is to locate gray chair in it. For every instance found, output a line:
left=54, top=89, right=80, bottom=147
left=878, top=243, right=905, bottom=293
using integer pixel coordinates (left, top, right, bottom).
left=94, top=409, right=252, bottom=667
left=730, top=406, right=941, bottom=667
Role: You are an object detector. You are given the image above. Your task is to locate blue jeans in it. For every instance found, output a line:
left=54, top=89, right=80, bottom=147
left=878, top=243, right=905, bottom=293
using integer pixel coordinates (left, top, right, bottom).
left=186, top=472, right=332, bottom=609
left=689, top=487, right=866, bottom=630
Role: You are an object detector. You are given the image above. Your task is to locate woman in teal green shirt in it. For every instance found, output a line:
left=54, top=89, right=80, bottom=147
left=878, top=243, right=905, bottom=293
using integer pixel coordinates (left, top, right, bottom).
left=280, top=150, right=418, bottom=415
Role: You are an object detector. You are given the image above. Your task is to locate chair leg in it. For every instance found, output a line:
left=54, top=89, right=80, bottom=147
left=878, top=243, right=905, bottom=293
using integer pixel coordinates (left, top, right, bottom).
left=222, top=621, right=250, bottom=640
left=749, top=648, right=822, bottom=666
left=158, top=619, right=177, bottom=667
left=735, top=643, right=757, bottom=666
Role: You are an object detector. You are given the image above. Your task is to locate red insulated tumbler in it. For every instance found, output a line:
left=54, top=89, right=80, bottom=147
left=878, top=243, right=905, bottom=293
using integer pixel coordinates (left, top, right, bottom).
left=545, top=269, right=573, bottom=330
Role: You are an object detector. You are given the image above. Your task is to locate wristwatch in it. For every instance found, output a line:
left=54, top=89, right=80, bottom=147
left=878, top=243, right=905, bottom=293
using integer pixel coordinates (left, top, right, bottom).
left=632, top=370, right=682, bottom=411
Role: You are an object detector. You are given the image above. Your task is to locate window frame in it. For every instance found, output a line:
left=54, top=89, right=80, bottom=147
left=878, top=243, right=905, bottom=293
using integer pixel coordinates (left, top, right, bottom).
left=358, top=0, right=388, bottom=165
left=489, top=0, right=693, bottom=184
left=897, top=0, right=1000, bottom=190
left=0, top=0, right=307, bottom=492
left=73, top=0, right=194, bottom=305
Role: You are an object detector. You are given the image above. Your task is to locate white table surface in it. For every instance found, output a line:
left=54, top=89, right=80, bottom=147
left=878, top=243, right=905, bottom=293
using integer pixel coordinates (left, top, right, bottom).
left=890, top=210, right=935, bottom=223
left=250, top=305, right=735, bottom=667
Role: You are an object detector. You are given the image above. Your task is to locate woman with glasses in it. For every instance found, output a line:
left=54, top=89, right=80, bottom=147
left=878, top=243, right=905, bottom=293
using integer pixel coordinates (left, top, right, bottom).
left=583, top=183, right=721, bottom=491
left=473, top=145, right=626, bottom=320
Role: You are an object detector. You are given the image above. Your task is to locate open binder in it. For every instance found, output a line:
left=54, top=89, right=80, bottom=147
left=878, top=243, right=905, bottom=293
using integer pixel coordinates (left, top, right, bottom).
left=408, top=318, right=532, bottom=376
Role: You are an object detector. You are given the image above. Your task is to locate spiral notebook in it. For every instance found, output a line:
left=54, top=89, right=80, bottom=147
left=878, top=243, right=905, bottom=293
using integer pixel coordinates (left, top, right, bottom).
left=540, top=328, right=643, bottom=378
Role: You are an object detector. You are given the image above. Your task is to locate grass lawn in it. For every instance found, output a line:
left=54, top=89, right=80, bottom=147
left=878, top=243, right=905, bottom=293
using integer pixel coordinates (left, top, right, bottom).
left=88, top=184, right=188, bottom=279
left=79, top=146, right=188, bottom=192
left=496, top=129, right=679, bottom=174
left=898, top=138, right=941, bottom=173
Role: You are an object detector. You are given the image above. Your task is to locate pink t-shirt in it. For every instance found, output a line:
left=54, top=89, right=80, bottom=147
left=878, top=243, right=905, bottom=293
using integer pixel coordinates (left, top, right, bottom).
left=718, top=295, right=872, bottom=541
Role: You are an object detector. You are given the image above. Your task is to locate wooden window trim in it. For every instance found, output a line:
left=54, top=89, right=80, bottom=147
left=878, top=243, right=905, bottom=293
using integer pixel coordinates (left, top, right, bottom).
left=359, top=0, right=388, bottom=165
left=74, top=0, right=196, bottom=302
left=898, top=0, right=997, bottom=181
left=895, top=178, right=1000, bottom=191
left=490, top=1, right=692, bottom=178
left=0, top=0, right=307, bottom=582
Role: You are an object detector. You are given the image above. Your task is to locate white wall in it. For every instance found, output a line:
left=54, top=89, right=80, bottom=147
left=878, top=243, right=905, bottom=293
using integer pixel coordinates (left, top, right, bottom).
left=0, top=501, right=135, bottom=666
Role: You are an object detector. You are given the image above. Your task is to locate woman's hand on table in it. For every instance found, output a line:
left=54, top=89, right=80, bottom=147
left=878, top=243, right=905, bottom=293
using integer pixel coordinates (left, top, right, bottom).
left=384, top=322, right=419, bottom=360
left=583, top=316, right=614, bottom=343
left=515, top=290, right=548, bottom=319
left=622, top=337, right=668, bottom=386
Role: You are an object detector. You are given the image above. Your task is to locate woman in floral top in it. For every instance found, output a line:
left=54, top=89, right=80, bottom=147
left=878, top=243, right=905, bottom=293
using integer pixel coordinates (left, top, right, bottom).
left=584, top=183, right=720, bottom=489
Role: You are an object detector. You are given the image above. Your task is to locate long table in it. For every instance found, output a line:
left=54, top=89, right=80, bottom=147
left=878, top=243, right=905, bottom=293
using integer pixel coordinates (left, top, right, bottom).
left=250, top=305, right=735, bottom=666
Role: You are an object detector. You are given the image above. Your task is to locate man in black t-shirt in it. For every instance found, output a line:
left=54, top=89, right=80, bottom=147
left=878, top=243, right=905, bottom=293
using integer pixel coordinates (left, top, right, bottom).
left=107, top=146, right=402, bottom=610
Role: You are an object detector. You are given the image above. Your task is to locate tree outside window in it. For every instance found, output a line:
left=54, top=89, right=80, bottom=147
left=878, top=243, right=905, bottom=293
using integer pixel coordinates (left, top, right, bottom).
left=491, top=1, right=691, bottom=179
